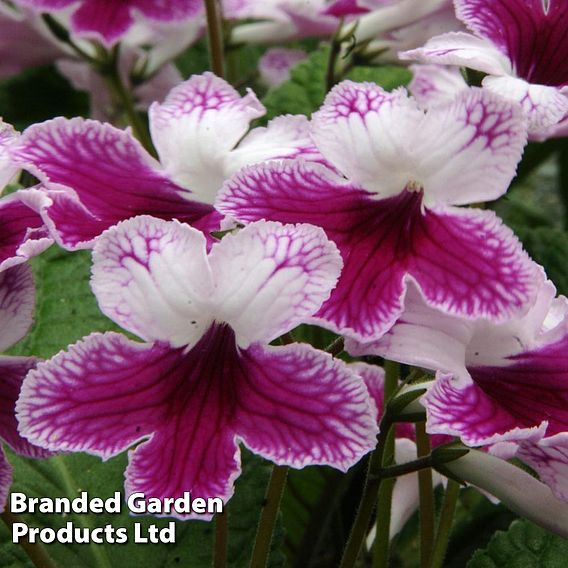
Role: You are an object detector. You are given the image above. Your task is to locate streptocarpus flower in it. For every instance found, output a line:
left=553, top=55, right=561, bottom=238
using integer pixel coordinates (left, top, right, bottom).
left=229, top=0, right=338, bottom=45
left=0, top=121, right=52, bottom=273
left=258, top=48, right=308, bottom=88
left=15, top=0, right=203, bottom=47
left=11, top=73, right=321, bottom=250
left=217, top=81, right=535, bottom=342
left=401, top=0, right=568, bottom=137
left=347, top=276, right=568, bottom=450
left=0, top=265, right=52, bottom=511
left=17, top=217, right=379, bottom=519
left=0, top=2, right=63, bottom=80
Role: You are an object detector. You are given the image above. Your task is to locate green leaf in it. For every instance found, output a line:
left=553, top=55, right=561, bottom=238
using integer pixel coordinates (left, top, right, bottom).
left=262, top=48, right=411, bottom=121
left=515, top=227, right=568, bottom=296
left=0, top=66, right=88, bottom=131
left=4, top=449, right=281, bottom=567
left=8, top=247, right=120, bottom=359
left=344, top=65, right=411, bottom=90
left=262, top=47, right=329, bottom=120
left=467, top=519, right=568, bottom=568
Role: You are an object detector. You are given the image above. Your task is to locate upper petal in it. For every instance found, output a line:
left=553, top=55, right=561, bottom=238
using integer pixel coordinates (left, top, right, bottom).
left=419, top=87, right=527, bottom=206
left=311, top=81, right=425, bottom=198
left=225, top=114, right=326, bottom=176
left=482, top=75, right=568, bottom=136
left=10, top=118, right=213, bottom=249
left=401, top=31, right=512, bottom=76
left=209, top=220, right=343, bottom=347
left=0, top=193, right=52, bottom=272
left=455, top=0, right=568, bottom=86
left=0, top=264, right=34, bottom=352
left=149, top=73, right=265, bottom=204
left=92, top=216, right=214, bottom=347
left=409, top=64, right=468, bottom=109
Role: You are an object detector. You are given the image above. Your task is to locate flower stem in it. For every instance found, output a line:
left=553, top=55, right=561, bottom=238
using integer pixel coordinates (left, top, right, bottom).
left=416, top=421, right=434, bottom=568
left=372, top=360, right=399, bottom=568
left=100, top=46, right=156, bottom=156
left=326, top=20, right=345, bottom=92
left=249, top=465, right=288, bottom=568
left=325, top=336, right=344, bottom=356
left=340, top=361, right=400, bottom=568
left=204, top=0, right=225, bottom=78
left=214, top=511, right=228, bottom=568
left=429, top=480, right=460, bottom=568
left=1, top=510, right=58, bottom=568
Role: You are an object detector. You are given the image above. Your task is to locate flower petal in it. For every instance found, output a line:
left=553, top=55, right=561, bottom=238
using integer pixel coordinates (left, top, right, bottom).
left=225, top=114, right=325, bottom=175
left=455, top=0, right=568, bottom=87
left=517, top=433, right=568, bottom=502
left=218, top=160, right=409, bottom=340
left=419, top=87, right=527, bottom=206
left=311, top=81, right=423, bottom=198
left=401, top=31, right=512, bottom=76
left=258, top=48, right=308, bottom=88
left=235, top=343, right=378, bottom=471
left=423, top=372, right=548, bottom=446
left=311, top=81, right=527, bottom=205
left=209, top=220, right=342, bottom=347
left=0, top=356, right=50, bottom=458
left=0, top=120, right=18, bottom=190
left=409, top=64, right=468, bottom=109
left=11, top=118, right=213, bottom=249
left=70, top=0, right=133, bottom=46
left=482, top=75, right=568, bottom=135
left=17, top=332, right=183, bottom=458
left=0, top=194, right=52, bottom=272
left=407, top=206, right=537, bottom=323
left=446, top=448, right=568, bottom=539
left=0, top=264, right=34, bottom=351
left=0, top=447, right=12, bottom=513
left=346, top=283, right=474, bottom=382
left=92, top=216, right=213, bottom=347
left=219, top=161, right=535, bottom=339
left=149, top=73, right=265, bottom=204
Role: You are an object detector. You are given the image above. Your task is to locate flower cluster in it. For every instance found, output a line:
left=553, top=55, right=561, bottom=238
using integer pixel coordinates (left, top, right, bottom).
left=1, top=0, right=568, bottom=562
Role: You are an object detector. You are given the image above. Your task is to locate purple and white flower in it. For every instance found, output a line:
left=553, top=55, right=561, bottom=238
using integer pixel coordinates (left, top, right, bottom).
left=218, top=80, right=535, bottom=342
left=0, top=265, right=52, bottom=511
left=347, top=275, right=568, bottom=450
left=11, top=73, right=321, bottom=250
left=17, top=217, right=379, bottom=519
left=15, top=0, right=203, bottom=47
left=401, top=0, right=568, bottom=138
left=258, top=48, right=308, bottom=88
left=0, top=121, right=52, bottom=273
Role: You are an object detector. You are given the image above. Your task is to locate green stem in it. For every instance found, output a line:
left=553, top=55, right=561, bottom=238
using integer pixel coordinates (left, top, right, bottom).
left=416, top=422, right=435, bottom=568
left=429, top=480, right=460, bottom=568
left=1, top=510, right=58, bottom=568
left=214, top=511, right=228, bottom=568
left=372, top=360, right=399, bottom=568
left=340, top=361, right=400, bottom=568
left=326, top=18, right=346, bottom=92
left=249, top=465, right=288, bottom=568
left=101, top=49, right=156, bottom=156
left=204, top=0, right=225, bottom=77
left=325, top=336, right=344, bottom=356
left=52, top=457, right=112, bottom=568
